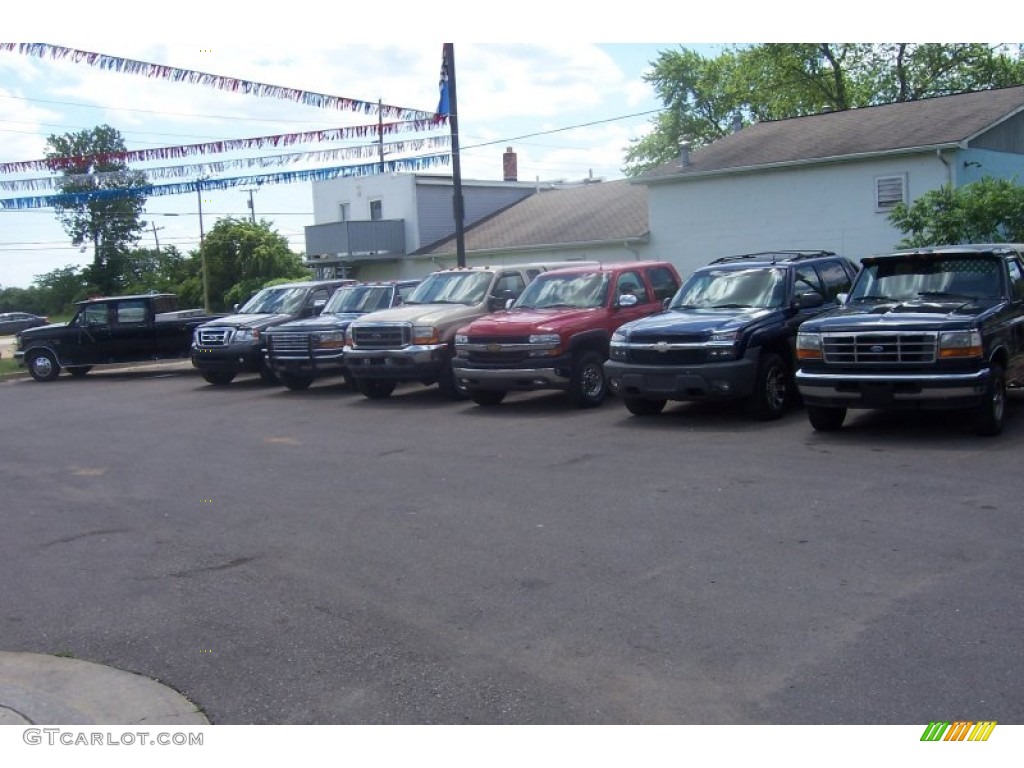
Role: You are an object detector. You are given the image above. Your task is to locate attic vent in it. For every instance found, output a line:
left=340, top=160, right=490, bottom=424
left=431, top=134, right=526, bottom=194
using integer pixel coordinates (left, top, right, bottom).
left=875, top=174, right=907, bottom=211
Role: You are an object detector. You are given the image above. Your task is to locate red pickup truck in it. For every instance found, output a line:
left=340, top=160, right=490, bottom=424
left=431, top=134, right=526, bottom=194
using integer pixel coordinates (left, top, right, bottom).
left=452, top=261, right=681, bottom=407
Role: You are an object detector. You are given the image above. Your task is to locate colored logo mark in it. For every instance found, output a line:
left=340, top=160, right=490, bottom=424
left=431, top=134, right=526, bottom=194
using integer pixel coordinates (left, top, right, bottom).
left=921, top=721, right=996, bottom=742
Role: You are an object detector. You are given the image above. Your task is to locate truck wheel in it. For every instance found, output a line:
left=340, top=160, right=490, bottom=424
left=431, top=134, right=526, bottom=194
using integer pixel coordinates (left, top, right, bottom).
left=437, top=359, right=468, bottom=401
left=28, top=350, right=61, bottom=382
left=974, top=363, right=1006, bottom=436
left=568, top=351, right=608, bottom=408
left=202, top=371, right=236, bottom=386
left=624, top=396, right=666, bottom=416
left=357, top=379, right=395, bottom=399
left=806, top=405, right=846, bottom=431
left=342, top=370, right=356, bottom=389
left=66, top=366, right=92, bottom=378
left=258, top=365, right=279, bottom=385
left=470, top=390, right=506, bottom=406
left=745, top=352, right=788, bottom=420
left=281, top=374, right=313, bottom=391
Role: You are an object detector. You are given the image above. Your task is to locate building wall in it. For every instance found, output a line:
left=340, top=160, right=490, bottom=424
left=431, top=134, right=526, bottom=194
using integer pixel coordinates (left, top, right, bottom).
left=311, top=174, right=420, bottom=250
left=645, top=152, right=951, bottom=278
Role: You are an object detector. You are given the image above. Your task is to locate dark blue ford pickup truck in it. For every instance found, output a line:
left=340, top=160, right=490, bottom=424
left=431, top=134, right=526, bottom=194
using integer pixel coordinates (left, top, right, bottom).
left=795, top=244, right=1024, bottom=436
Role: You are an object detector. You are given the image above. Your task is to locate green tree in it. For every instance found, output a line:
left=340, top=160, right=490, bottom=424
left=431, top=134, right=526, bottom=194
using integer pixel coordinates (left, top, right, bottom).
left=32, top=265, right=91, bottom=315
left=887, top=177, right=1024, bottom=247
left=198, top=218, right=309, bottom=311
left=44, top=125, right=149, bottom=294
left=625, top=43, right=1024, bottom=176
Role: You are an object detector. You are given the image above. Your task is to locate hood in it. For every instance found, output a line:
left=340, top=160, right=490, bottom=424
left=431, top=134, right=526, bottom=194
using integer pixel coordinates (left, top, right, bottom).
left=806, top=300, right=990, bottom=332
left=264, top=313, right=362, bottom=333
left=19, top=321, right=68, bottom=337
left=620, top=307, right=776, bottom=337
left=201, top=312, right=294, bottom=330
left=353, top=303, right=480, bottom=327
left=462, top=307, right=603, bottom=335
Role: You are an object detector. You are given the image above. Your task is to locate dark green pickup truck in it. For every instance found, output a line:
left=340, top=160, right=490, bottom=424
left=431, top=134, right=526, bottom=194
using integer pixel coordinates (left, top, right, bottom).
left=14, top=293, right=223, bottom=382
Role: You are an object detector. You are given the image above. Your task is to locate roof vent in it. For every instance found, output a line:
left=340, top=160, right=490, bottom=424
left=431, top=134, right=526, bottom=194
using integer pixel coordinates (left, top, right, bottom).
left=678, top=138, right=692, bottom=168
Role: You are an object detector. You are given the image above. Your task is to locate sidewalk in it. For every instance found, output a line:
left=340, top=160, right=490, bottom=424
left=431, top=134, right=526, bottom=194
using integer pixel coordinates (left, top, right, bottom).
left=0, top=652, right=208, bottom=725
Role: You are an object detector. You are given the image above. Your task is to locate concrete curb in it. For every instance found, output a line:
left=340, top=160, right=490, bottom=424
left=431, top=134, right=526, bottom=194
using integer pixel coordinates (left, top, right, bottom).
left=0, top=652, right=208, bottom=725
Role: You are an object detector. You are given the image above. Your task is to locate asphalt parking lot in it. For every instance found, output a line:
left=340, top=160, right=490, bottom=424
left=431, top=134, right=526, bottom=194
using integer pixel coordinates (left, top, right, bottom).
left=1, top=365, right=1022, bottom=724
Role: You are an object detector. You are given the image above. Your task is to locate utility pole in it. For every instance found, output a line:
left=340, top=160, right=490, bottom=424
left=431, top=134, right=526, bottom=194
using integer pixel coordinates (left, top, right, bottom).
left=150, top=222, right=164, bottom=256
left=378, top=99, right=385, bottom=174
left=243, top=188, right=257, bottom=223
left=440, top=43, right=466, bottom=268
left=197, top=179, right=209, bottom=312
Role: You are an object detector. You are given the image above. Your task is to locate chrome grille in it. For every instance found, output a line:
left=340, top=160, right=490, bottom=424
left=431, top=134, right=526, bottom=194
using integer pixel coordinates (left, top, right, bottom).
left=352, top=324, right=409, bottom=348
left=822, top=332, right=937, bottom=364
left=197, top=327, right=232, bottom=346
left=267, top=333, right=309, bottom=353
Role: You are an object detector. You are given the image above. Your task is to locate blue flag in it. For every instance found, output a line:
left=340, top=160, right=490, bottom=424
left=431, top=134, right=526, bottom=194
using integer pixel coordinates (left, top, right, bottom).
left=437, top=47, right=450, bottom=116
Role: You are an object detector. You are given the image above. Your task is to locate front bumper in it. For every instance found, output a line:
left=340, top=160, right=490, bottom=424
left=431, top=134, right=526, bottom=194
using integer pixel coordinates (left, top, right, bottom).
left=795, top=368, right=990, bottom=410
left=344, top=344, right=448, bottom=382
left=604, top=355, right=757, bottom=401
left=265, top=350, right=346, bottom=378
left=191, top=343, right=265, bottom=373
left=452, top=357, right=572, bottom=392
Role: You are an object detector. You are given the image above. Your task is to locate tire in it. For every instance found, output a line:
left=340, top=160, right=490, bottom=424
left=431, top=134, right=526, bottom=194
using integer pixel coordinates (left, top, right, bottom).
left=470, top=390, right=506, bottom=406
left=806, top=404, right=846, bottom=432
left=281, top=374, right=313, bottom=391
left=745, top=352, right=788, bottom=420
left=568, top=351, right=608, bottom=408
left=342, top=369, right=356, bottom=389
left=27, top=350, right=61, bottom=382
left=258, top=365, right=279, bottom=385
left=974, top=363, right=1006, bottom=437
left=66, top=366, right=92, bottom=378
left=202, top=371, right=236, bottom=386
left=356, top=378, right=395, bottom=399
left=624, top=396, right=666, bottom=416
left=437, top=356, right=468, bottom=401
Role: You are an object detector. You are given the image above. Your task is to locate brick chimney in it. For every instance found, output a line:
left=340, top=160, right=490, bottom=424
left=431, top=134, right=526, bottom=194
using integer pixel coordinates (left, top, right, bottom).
left=503, top=147, right=518, bottom=182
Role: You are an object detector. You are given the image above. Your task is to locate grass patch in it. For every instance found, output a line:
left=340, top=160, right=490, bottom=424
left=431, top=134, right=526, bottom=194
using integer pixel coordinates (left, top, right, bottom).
left=0, top=356, right=21, bottom=377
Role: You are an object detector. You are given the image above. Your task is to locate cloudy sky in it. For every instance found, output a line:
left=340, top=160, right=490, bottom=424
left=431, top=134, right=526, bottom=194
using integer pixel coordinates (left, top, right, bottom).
left=3, top=5, right=932, bottom=289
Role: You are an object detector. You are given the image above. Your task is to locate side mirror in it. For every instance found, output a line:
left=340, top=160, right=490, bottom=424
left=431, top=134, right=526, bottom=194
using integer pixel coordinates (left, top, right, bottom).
left=836, top=292, right=849, bottom=305
left=313, top=299, right=327, bottom=314
left=795, top=292, right=824, bottom=309
left=662, top=297, right=672, bottom=310
left=232, top=303, right=240, bottom=313
left=505, top=298, right=515, bottom=310
left=617, top=294, right=639, bottom=308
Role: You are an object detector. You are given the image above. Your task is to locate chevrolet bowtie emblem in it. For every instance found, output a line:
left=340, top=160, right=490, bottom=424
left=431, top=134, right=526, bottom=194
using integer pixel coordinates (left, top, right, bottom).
left=655, top=342, right=670, bottom=352
left=487, top=344, right=502, bottom=352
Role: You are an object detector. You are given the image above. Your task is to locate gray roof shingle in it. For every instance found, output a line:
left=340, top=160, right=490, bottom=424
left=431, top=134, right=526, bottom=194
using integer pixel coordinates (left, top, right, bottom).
left=415, top=178, right=648, bottom=256
left=640, top=85, right=1024, bottom=181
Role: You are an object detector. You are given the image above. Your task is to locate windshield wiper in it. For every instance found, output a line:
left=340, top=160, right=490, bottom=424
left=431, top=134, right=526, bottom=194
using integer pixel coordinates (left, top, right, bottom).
left=709, top=303, right=751, bottom=309
left=851, top=295, right=894, bottom=303
left=917, top=291, right=980, bottom=301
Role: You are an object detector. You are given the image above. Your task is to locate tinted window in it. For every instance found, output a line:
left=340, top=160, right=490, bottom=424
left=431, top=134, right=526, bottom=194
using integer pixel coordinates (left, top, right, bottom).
left=493, top=272, right=526, bottom=299
left=646, top=266, right=680, bottom=301
left=816, top=260, right=855, bottom=301
left=615, top=270, right=648, bottom=303
left=117, top=300, right=148, bottom=324
left=794, top=265, right=825, bottom=298
left=80, top=304, right=110, bottom=326
left=1008, top=259, right=1024, bottom=301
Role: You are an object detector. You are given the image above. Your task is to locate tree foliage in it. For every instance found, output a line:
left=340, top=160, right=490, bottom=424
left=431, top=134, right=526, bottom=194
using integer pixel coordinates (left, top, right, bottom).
left=200, top=218, right=309, bottom=311
left=44, top=125, right=149, bottom=294
left=625, top=43, right=1024, bottom=176
left=887, top=178, right=1024, bottom=247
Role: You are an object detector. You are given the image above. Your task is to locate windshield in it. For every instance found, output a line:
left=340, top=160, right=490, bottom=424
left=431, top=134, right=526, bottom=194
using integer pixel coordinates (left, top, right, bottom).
left=849, top=257, right=1002, bottom=302
left=515, top=272, right=609, bottom=309
left=238, top=286, right=309, bottom=314
left=323, top=285, right=392, bottom=314
left=404, top=271, right=492, bottom=305
left=669, top=267, right=786, bottom=309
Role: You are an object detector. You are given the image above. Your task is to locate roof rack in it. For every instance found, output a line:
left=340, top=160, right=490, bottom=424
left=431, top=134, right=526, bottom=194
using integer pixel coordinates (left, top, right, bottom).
left=710, top=250, right=837, bottom=265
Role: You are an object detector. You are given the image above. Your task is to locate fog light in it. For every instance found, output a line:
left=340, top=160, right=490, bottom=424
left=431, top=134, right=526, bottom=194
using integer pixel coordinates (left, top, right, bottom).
left=711, top=379, right=731, bottom=394
left=608, top=378, right=621, bottom=393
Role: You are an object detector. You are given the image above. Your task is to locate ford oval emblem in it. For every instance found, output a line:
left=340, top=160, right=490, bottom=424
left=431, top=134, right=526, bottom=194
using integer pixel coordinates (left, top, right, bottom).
left=870, top=344, right=884, bottom=353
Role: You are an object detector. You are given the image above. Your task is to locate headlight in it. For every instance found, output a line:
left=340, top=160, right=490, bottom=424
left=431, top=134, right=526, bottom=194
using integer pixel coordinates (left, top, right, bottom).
left=709, top=330, right=738, bottom=344
left=454, top=333, right=469, bottom=345
left=611, top=330, right=628, bottom=344
left=234, top=328, right=259, bottom=343
left=796, top=332, right=823, bottom=360
left=412, top=325, right=439, bottom=345
left=938, top=329, right=982, bottom=359
left=345, top=327, right=355, bottom=346
left=313, top=331, right=346, bottom=348
left=528, top=333, right=560, bottom=345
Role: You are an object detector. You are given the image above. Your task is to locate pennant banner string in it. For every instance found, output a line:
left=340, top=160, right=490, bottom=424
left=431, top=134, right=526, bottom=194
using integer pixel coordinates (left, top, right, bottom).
left=0, top=136, right=452, bottom=191
left=0, top=118, right=449, bottom=175
left=0, top=154, right=452, bottom=210
left=0, top=43, right=438, bottom=121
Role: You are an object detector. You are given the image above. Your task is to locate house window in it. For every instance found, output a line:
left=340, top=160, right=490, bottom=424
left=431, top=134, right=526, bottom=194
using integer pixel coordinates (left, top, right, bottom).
left=369, top=199, right=383, bottom=221
left=875, top=174, right=907, bottom=211
left=339, top=203, right=350, bottom=222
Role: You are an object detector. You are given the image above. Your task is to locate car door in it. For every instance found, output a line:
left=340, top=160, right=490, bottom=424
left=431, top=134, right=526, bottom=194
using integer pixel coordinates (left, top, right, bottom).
left=108, top=299, right=158, bottom=361
left=1004, top=257, right=1024, bottom=385
left=71, top=303, right=115, bottom=364
left=612, top=269, right=657, bottom=327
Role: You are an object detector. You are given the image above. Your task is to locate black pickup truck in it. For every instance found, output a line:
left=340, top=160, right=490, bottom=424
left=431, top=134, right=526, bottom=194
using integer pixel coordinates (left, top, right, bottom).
left=795, top=244, right=1024, bottom=436
left=14, top=293, right=223, bottom=382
